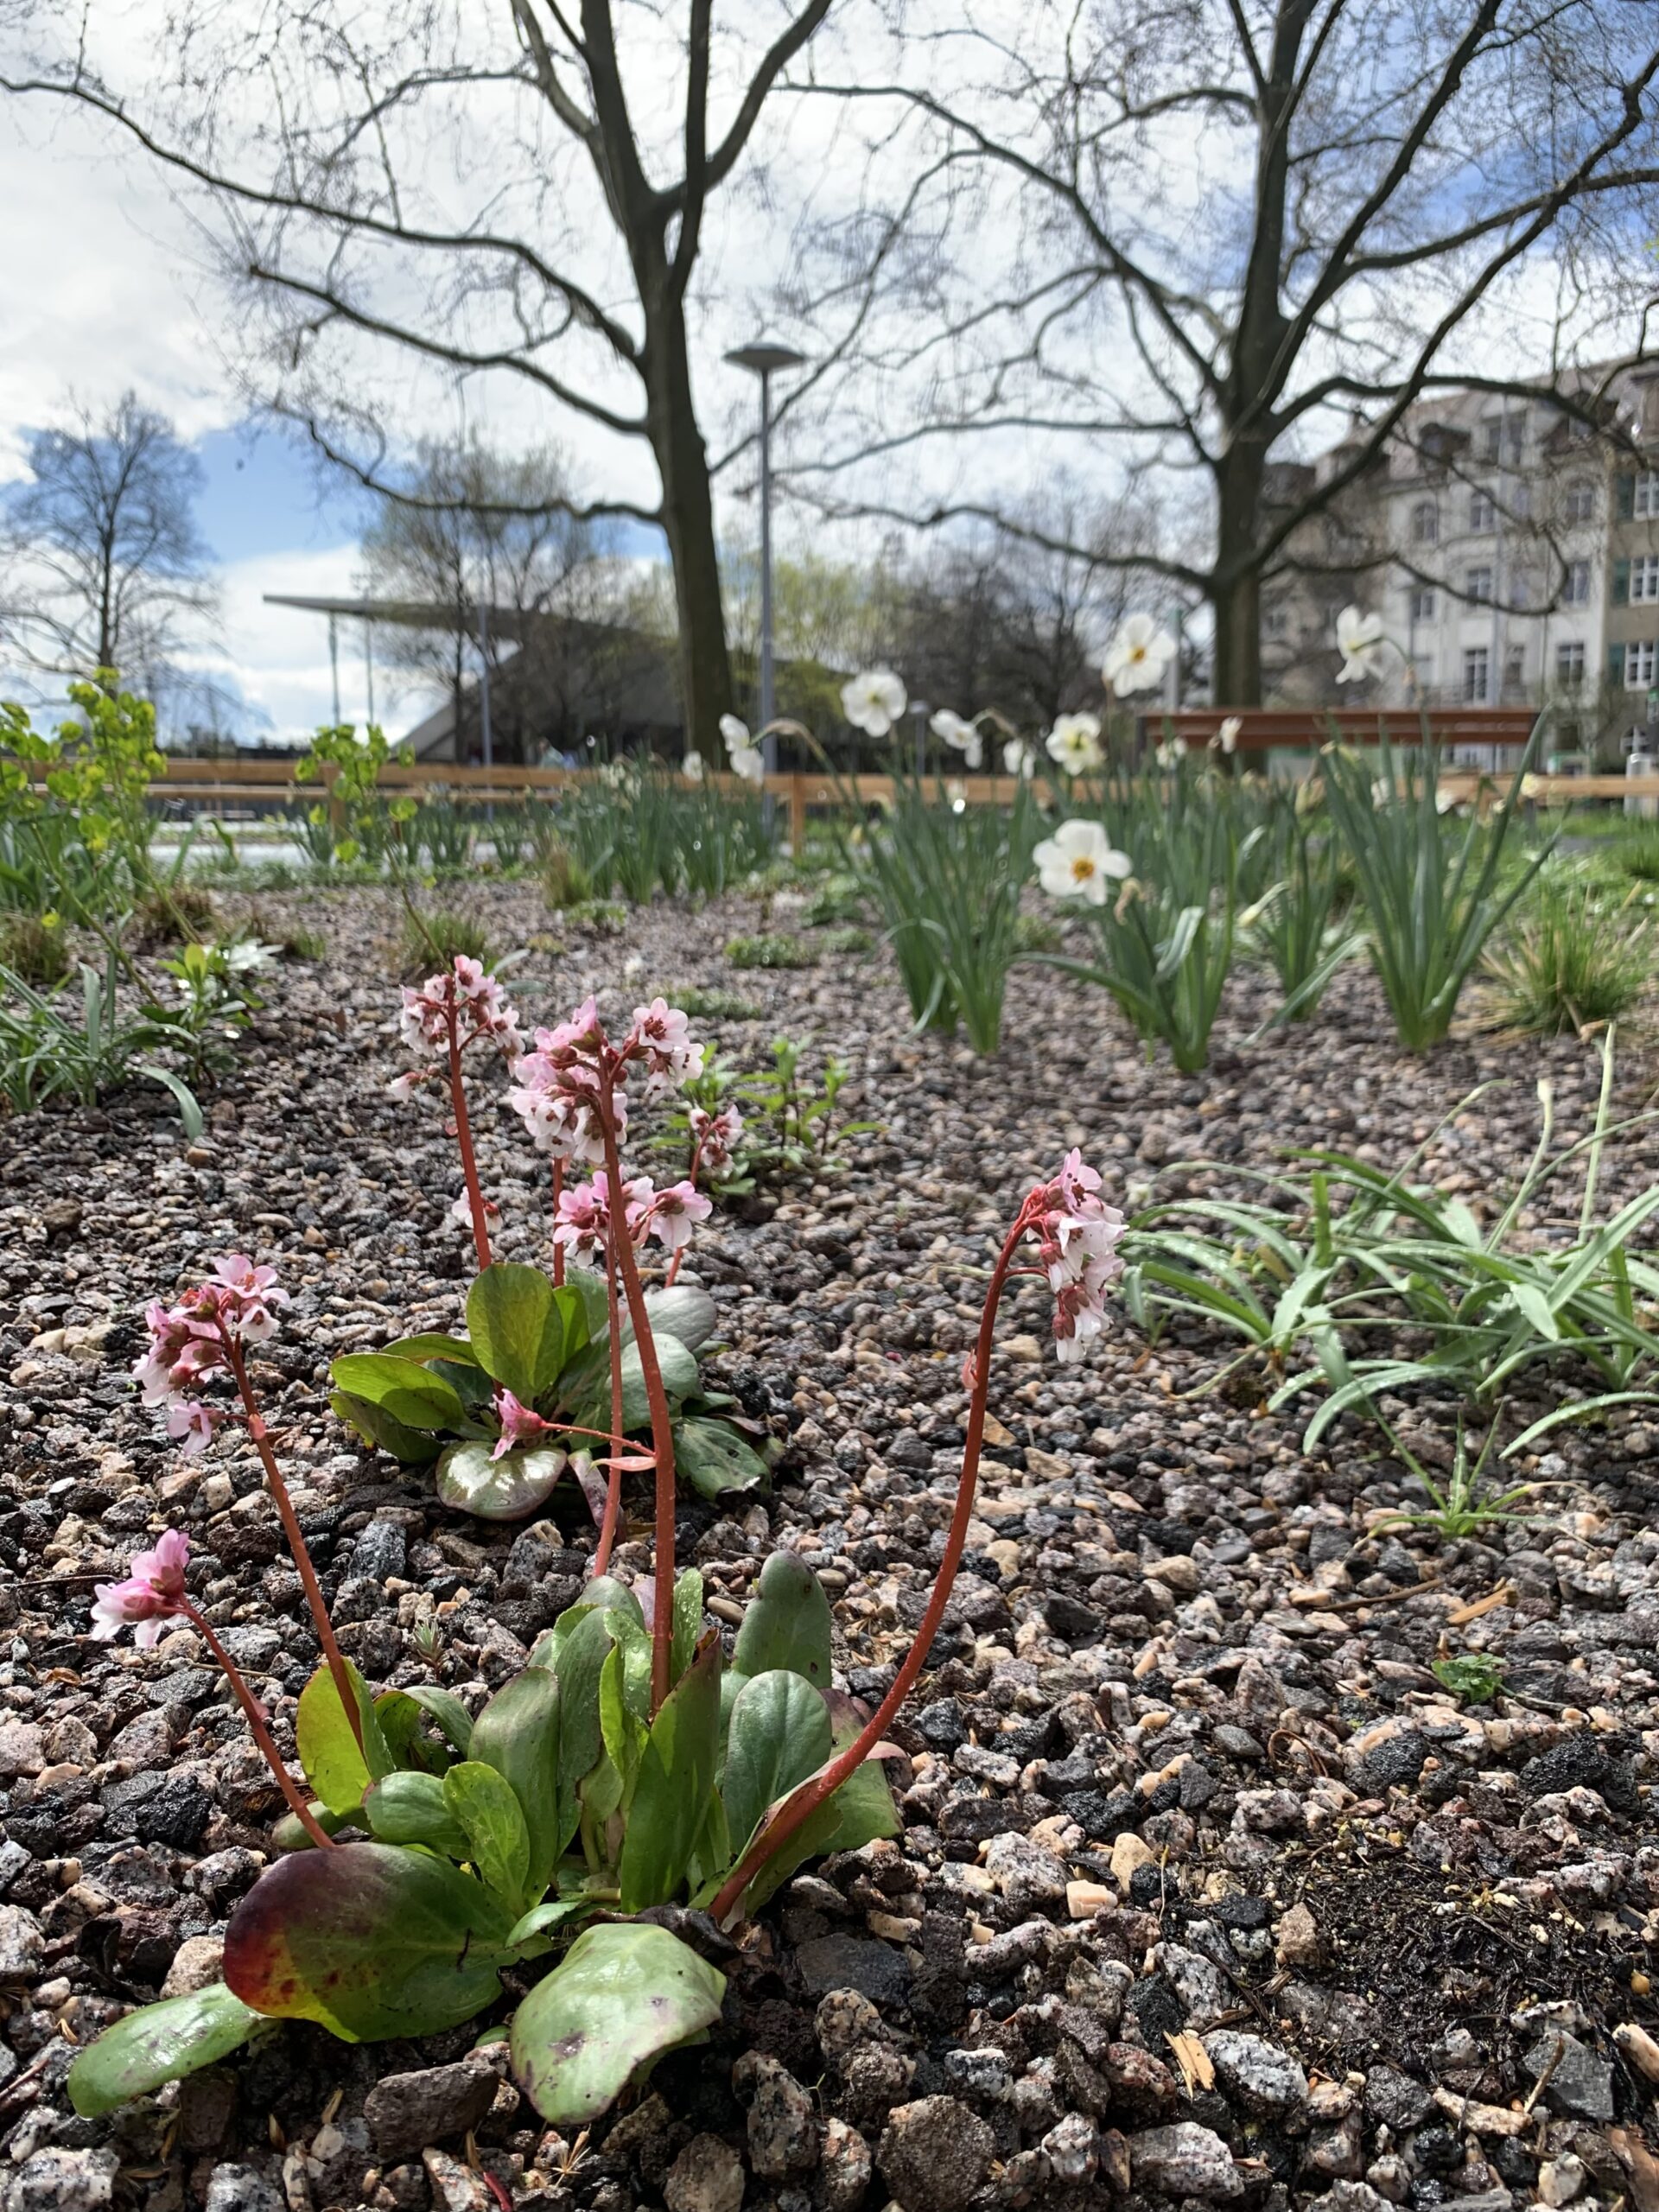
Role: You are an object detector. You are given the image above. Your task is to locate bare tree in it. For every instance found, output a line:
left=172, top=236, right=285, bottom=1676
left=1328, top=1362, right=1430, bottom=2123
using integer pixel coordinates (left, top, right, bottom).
left=2, top=390, right=214, bottom=683
left=784, top=0, right=1659, bottom=702
left=3, top=0, right=831, bottom=749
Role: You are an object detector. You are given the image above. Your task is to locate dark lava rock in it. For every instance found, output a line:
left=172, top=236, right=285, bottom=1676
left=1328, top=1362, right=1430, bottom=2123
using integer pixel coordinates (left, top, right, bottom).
left=917, top=1700, right=966, bottom=1753
left=1520, top=1739, right=1638, bottom=1815
left=1043, top=1592, right=1103, bottom=1643
left=1353, top=1730, right=1431, bottom=1791
left=1128, top=1974, right=1184, bottom=2044
left=1363, top=2063, right=1433, bottom=2131
left=365, top=2054, right=498, bottom=2158
left=350, top=1518, right=408, bottom=1584
left=1065, top=1787, right=1137, bottom=1837
left=1523, top=2029, right=1615, bottom=2120
left=796, top=1934, right=912, bottom=2009
left=1207, top=1896, right=1270, bottom=1932
left=136, top=1776, right=214, bottom=1851
left=877, top=2094, right=995, bottom=2212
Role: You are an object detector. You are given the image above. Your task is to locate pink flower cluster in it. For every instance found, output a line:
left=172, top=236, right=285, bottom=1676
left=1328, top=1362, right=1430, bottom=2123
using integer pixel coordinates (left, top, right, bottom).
left=91, top=1528, right=190, bottom=1647
left=507, top=995, right=702, bottom=1160
left=132, top=1255, right=289, bottom=1455
left=390, top=956, right=522, bottom=1101
left=551, top=1167, right=711, bottom=1267
left=689, top=1103, right=745, bottom=1175
left=490, top=1386, right=564, bottom=1462
left=1027, top=1150, right=1126, bottom=1364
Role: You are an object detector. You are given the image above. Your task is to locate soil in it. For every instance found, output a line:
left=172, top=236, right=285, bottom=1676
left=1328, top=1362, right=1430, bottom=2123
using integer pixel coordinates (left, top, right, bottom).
left=1, top=877, right=1656, bottom=2212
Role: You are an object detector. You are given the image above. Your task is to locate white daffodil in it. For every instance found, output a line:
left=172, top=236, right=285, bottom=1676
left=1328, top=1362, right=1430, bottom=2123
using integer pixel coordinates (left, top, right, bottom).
left=1046, top=712, right=1104, bottom=777
left=1003, top=739, right=1037, bottom=779
left=842, top=667, right=908, bottom=737
left=719, top=713, right=751, bottom=753
left=729, top=743, right=766, bottom=785
left=930, top=708, right=983, bottom=770
left=1033, top=819, right=1132, bottom=906
left=682, top=751, right=705, bottom=782
left=1103, top=613, right=1178, bottom=697
left=1211, top=716, right=1242, bottom=755
left=944, top=779, right=968, bottom=811
left=1335, top=605, right=1389, bottom=684
left=1155, top=738, right=1185, bottom=771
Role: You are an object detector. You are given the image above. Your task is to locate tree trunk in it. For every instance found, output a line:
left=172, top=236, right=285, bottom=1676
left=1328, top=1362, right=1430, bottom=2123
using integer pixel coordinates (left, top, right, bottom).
left=641, top=286, right=733, bottom=753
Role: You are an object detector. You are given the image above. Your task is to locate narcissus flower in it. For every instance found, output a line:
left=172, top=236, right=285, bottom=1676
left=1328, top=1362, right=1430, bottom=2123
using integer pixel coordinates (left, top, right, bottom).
left=930, top=709, right=983, bottom=771
left=1033, top=820, right=1130, bottom=906
left=1046, top=713, right=1104, bottom=776
left=1103, top=614, right=1177, bottom=697
left=682, top=752, right=705, bottom=782
left=91, top=1529, right=190, bottom=1647
left=841, top=668, right=907, bottom=738
left=1003, top=739, right=1036, bottom=779
left=1211, top=717, right=1241, bottom=754
left=719, top=714, right=766, bottom=784
left=1336, top=605, right=1388, bottom=683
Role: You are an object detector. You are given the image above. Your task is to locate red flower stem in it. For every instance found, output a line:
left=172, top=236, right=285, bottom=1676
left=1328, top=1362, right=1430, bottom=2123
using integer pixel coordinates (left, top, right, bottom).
left=598, top=1065, right=677, bottom=1714
left=178, top=1599, right=337, bottom=1850
left=225, top=1338, right=364, bottom=1755
left=447, top=988, right=492, bottom=1271
left=550, top=1160, right=565, bottom=1288
left=664, top=1138, right=705, bottom=1291
left=592, top=1215, right=628, bottom=1578
left=709, top=1202, right=1036, bottom=1923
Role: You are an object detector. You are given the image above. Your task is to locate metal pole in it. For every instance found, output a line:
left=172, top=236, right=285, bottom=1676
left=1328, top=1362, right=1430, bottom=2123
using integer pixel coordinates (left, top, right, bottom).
left=1165, top=607, right=1183, bottom=713
left=328, top=613, right=340, bottom=725
left=365, top=619, right=375, bottom=725
left=478, top=603, right=493, bottom=769
left=759, top=367, right=777, bottom=770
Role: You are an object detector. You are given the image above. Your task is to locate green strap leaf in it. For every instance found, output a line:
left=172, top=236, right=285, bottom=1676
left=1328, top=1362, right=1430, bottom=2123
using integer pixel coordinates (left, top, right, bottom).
left=296, top=1660, right=393, bottom=1817
left=467, top=1262, right=569, bottom=1401
left=511, top=1923, right=727, bottom=2126
left=470, top=1668, right=563, bottom=1901
left=721, top=1669, right=833, bottom=1858
left=330, top=1352, right=467, bottom=1431
left=444, top=1760, right=535, bottom=1914
left=619, top=1633, right=723, bottom=1913
left=69, top=1983, right=261, bottom=2116
left=363, top=1770, right=471, bottom=1857
left=731, top=1552, right=833, bottom=1689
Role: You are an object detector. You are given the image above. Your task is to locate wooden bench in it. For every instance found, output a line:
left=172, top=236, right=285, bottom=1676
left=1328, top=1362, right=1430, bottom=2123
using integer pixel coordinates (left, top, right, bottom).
left=1165, top=707, right=1541, bottom=753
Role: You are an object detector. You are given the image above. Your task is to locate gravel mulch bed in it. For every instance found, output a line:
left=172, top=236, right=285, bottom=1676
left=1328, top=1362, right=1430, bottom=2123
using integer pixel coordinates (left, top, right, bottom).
left=1, top=879, right=1656, bottom=2212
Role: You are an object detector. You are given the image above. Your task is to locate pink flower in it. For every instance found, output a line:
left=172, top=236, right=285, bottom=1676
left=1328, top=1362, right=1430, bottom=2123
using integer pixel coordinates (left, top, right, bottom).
left=490, top=1387, right=559, bottom=1461
left=628, top=999, right=703, bottom=1096
left=449, top=1187, right=501, bottom=1237
left=90, top=1529, right=190, bottom=1649
left=132, top=1255, right=289, bottom=1415
left=1025, top=1150, right=1126, bottom=1365
left=208, top=1255, right=289, bottom=1344
left=394, top=956, right=521, bottom=1086
left=689, top=1103, right=744, bottom=1174
left=646, top=1179, right=712, bottom=1253
left=551, top=1170, right=654, bottom=1264
left=166, top=1400, right=223, bottom=1459
left=507, top=1057, right=622, bottom=1165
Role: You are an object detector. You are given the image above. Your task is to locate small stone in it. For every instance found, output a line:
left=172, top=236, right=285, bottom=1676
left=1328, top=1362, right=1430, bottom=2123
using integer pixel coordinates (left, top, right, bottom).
left=1302, top=2111, right=1364, bottom=2182
left=1362, top=2065, right=1431, bottom=2132
left=162, top=1934, right=226, bottom=1999
left=1154, top=1942, right=1229, bottom=2031
left=1205, top=2031, right=1308, bottom=2118
left=1275, top=1901, right=1324, bottom=1969
left=1110, top=1832, right=1155, bottom=1892
left=877, top=2096, right=996, bottom=2212
left=1538, top=2155, right=1587, bottom=2206
left=664, top=2135, right=746, bottom=2212
left=1042, top=2113, right=1098, bottom=2184
left=796, top=1933, right=911, bottom=2007
left=0, top=1721, right=46, bottom=1779
left=423, top=2147, right=493, bottom=2212
left=1144, top=1555, right=1199, bottom=1595
left=0, top=1904, right=45, bottom=1978
left=1128, top=2121, right=1243, bottom=2201
left=983, top=1833, right=1069, bottom=1913
left=366, top=2056, right=499, bottom=2159
left=1614, top=2021, right=1659, bottom=2082
left=5, top=2149, right=119, bottom=2212
left=816, top=1988, right=893, bottom=2068
left=820, top=2117, right=873, bottom=2212
left=201, top=2163, right=283, bottom=2212
left=1523, top=2030, right=1613, bottom=2120
left=741, top=2054, right=817, bottom=2178
left=1066, top=1879, right=1114, bottom=1919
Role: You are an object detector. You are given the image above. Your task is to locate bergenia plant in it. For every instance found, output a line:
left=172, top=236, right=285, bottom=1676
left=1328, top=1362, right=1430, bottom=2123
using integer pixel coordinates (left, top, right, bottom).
left=388, top=954, right=523, bottom=1265
left=337, top=988, right=766, bottom=1521
left=71, top=1143, right=1123, bottom=2126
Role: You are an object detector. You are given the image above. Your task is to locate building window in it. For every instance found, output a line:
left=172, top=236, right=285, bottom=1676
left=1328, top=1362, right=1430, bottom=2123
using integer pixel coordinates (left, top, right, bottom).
left=1410, top=499, right=1439, bottom=544
left=1635, top=472, right=1659, bottom=518
left=1263, top=606, right=1288, bottom=639
left=1469, top=489, right=1496, bottom=531
left=1463, top=648, right=1490, bottom=702
left=1626, top=639, right=1657, bottom=690
left=1633, top=555, right=1659, bottom=604
left=1563, top=480, right=1597, bottom=524
left=1408, top=587, right=1436, bottom=621
left=1505, top=645, right=1525, bottom=692
left=1412, top=655, right=1433, bottom=692
left=1465, top=565, right=1494, bottom=604
left=1556, top=642, right=1585, bottom=687
left=1563, top=559, right=1591, bottom=605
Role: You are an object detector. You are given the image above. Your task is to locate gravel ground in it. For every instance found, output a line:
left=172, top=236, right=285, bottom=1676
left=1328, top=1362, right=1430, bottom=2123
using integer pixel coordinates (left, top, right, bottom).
left=1, top=879, right=1656, bottom=2212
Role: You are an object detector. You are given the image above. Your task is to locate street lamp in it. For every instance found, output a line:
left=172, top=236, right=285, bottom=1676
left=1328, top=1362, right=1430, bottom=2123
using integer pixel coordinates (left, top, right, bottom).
left=726, top=336, right=806, bottom=775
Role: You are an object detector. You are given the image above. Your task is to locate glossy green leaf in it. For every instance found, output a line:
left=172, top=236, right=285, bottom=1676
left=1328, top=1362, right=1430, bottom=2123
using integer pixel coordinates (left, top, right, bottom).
left=470, top=1668, right=562, bottom=1899
left=675, top=1415, right=767, bottom=1500
left=563, top=1332, right=698, bottom=1433
left=621, top=1284, right=718, bottom=1354
left=504, top=1897, right=596, bottom=1950
left=467, top=1263, right=569, bottom=1402
left=397, top=1684, right=474, bottom=1757
left=732, top=1688, right=901, bottom=1918
left=435, top=1441, right=568, bottom=1521
left=721, top=1670, right=834, bottom=1857
left=363, top=1770, right=470, bottom=1856
left=548, top=1607, right=615, bottom=1844
left=382, top=1332, right=479, bottom=1367
left=224, top=1843, right=517, bottom=2040
left=510, top=1923, right=727, bottom=2125
left=373, top=1689, right=451, bottom=1776
left=330, top=1389, right=438, bottom=1467
left=599, top=1643, right=647, bottom=1804
left=296, top=1660, right=394, bottom=1818
left=271, top=1800, right=352, bottom=1853
left=68, top=1984, right=261, bottom=2117
left=619, top=1634, right=723, bottom=1913
left=730, top=1552, right=833, bottom=1690
left=671, top=1567, right=705, bottom=1684
left=444, top=1760, right=534, bottom=1912
left=330, top=1353, right=467, bottom=1431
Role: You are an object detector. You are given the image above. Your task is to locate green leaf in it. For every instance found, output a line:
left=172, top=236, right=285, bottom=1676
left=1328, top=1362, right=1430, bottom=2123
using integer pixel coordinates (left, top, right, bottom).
left=467, top=1263, right=569, bottom=1402
left=671, top=1568, right=705, bottom=1684
left=721, top=1670, right=833, bottom=1856
left=330, top=1389, right=440, bottom=1467
left=296, top=1661, right=394, bottom=1818
left=620, top=1633, right=723, bottom=1913
left=625, top=1285, right=718, bottom=1354
left=397, top=1684, right=474, bottom=1757
left=563, top=1332, right=698, bottom=1433
left=675, top=1416, right=767, bottom=1500
left=504, top=1897, right=595, bottom=1951
left=734, top=1687, right=900, bottom=1917
left=546, top=1607, right=617, bottom=1848
left=363, top=1770, right=470, bottom=1856
left=383, top=1332, right=479, bottom=1367
left=68, top=1984, right=261, bottom=2117
left=599, top=1643, right=647, bottom=1803
left=330, top=1353, right=467, bottom=1431
left=435, top=1441, right=568, bottom=1521
left=444, top=1761, right=534, bottom=1913
left=372, top=1689, right=452, bottom=1776
left=470, top=1668, right=563, bottom=1900
left=510, top=1923, right=727, bottom=2126
left=731, top=1552, right=833, bottom=1690
left=225, top=1843, right=517, bottom=2041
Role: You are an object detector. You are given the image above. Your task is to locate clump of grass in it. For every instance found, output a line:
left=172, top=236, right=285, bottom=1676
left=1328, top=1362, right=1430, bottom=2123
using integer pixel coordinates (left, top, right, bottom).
left=817, top=925, right=874, bottom=956
left=725, top=932, right=819, bottom=971
left=0, top=912, right=70, bottom=988
left=1014, top=912, right=1064, bottom=954
left=1479, top=885, right=1652, bottom=1036
left=541, top=842, right=597, bottom=909
left=1376, top=1418, right=1531, bottom=1541
left=133, top=884, right=218, bottom=948
left=565, top=899, right=627, bottom=934
left=672, top=984, right=763, bottom=1020
left=397, top=906, right=496, bottom=978
left=1616, top=819, right=1659, bottom=881
left=279, top=925, right=329, bottom=962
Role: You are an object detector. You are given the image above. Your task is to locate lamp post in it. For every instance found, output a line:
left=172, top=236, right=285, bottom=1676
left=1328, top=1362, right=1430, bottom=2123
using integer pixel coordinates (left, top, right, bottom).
left=726, top=337, right=805, bottom=775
